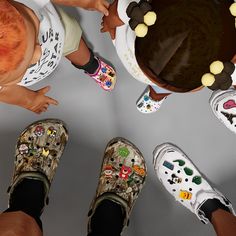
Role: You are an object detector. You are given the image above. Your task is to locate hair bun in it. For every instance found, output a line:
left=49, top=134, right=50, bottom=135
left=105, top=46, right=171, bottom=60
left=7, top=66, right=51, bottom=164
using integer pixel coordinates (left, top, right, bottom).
left=202, top=60, right=234, bottom=91
left=126, top=2, right=144, bottom=22
left=139, top=1, right=152, bottom=14
left=127, top=1, right=157, bottom=37
left=224, top=61, right=235, bottom=75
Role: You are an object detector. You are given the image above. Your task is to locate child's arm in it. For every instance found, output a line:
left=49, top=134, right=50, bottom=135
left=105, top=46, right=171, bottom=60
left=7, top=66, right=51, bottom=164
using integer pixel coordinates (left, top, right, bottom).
left=0, top=85, right=58, bottom=114
left=51, top=0, right=110, bottom=15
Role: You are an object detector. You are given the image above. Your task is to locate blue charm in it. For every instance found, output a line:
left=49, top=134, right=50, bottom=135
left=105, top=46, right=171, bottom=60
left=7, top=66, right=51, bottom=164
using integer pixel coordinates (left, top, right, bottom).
left=102, top=68, right=107, bottom=73
left=106, top=81, right=112, bottom=87
left=144, top=95, right=149, bottom=101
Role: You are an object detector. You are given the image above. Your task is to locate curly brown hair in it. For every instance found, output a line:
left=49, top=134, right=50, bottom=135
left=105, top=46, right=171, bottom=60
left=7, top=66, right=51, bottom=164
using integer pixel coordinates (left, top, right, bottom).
left=135, top=0, right=236, bottom=92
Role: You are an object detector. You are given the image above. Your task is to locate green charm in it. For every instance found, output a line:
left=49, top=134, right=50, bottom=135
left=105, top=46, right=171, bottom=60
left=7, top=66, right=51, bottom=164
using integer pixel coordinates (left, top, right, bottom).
left=192, top=176, right=202, bottom=185
left=174, top=159, right=185, bottom=166
left=118, top=147, right=130, bottom=157
left=184, top=167, right=193, bottom=176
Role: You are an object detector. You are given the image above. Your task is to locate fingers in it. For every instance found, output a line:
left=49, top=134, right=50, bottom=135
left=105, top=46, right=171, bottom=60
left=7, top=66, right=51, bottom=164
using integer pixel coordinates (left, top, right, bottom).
left=38, top=86, right=51, bottom=95
left=46, top=97, right=59, bottom=106
left=103, top=0, right=110, bottom=9
left=109, top=28, right=116, bottom=40
left=97, top=2, right=109, bottom=16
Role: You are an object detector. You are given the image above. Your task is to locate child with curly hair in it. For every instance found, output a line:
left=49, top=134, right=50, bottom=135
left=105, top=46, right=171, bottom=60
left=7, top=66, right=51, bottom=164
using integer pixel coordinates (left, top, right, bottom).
left=0, top=0, right=116, bottom=114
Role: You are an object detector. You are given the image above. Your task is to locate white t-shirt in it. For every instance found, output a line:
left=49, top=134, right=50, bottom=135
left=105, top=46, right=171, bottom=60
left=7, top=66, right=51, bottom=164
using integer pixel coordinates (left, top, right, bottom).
left=15, top=0, right=65, bottom=87
left=114, top=0, right=156, bottom=86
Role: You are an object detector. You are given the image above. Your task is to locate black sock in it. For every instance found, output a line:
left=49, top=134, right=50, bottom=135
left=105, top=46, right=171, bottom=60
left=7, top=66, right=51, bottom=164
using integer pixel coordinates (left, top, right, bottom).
left=200, top=198, right=231, bottom=222
left=5, top=178, right=46, bottom=230
left=88, top=199, right=125, bottom=236
left=72, top=49, right=99, bottom=74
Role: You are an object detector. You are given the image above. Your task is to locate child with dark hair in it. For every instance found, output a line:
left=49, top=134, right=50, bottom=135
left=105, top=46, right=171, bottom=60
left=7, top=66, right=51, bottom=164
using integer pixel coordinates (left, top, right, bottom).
left=101, top=0, right=236, bottom=117
left=0, top=0, right=116, bottom=114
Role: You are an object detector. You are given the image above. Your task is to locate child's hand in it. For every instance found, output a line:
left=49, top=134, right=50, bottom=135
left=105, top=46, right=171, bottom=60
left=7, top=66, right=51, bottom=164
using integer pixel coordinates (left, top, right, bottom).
left=101, top=0, right=124, bottom=39
left=0, top=85, right=58, bottom=114
left=52, top=0, right=110, bottom=15
left=24, top=86, right=58, bottom=114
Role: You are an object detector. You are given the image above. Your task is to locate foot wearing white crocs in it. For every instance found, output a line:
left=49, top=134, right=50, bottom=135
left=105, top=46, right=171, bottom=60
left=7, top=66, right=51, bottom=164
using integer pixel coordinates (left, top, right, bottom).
left=153, top=143, right=235, bottom=224
left=210, top=88, right=236, bottom=134
left=136, top=86, right=169, bottom=114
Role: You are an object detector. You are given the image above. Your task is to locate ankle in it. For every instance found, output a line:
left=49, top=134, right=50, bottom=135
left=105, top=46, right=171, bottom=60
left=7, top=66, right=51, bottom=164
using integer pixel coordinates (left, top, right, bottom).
left=89, top=199, right=125, bottom=235
left=200, top=199, right=231, bottom=222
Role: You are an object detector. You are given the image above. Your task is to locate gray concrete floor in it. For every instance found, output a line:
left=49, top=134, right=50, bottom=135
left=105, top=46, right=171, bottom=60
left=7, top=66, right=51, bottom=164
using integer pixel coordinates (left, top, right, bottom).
left=0, top=6, right=236, bottom=236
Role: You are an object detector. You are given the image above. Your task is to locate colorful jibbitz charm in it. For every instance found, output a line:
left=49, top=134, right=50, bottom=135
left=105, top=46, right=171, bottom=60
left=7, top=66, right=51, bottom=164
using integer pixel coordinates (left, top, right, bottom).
left=34, top=125, right=45, bottom=137
left=118, top=147, right=130, bottom=157
left=103, top=165, right=113, bottom=178
left=179, top=190, right=192, bottom=200
left=119, top=165, right=132, bottom=180
left=19, top=144, right=29, bottom=155
left=133, top=165, right=146, bottom=177
left=42, top=148, right=50, bottom=157
left=47, top=127, right=57, bottom=137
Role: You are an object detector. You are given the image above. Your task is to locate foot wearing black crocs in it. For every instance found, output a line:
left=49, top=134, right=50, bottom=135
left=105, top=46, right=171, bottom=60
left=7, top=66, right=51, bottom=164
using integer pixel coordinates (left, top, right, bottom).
left=87, top=138, right=147, bottom=235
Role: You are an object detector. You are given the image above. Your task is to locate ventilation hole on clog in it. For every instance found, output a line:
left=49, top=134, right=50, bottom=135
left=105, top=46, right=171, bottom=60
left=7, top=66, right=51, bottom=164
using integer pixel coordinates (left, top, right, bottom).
left=165, top=171, right=168, bottom=174
left=181, top=200, right=184, bottom=202
left=185, top=178, right=188, bottom=182
left=189, top=188, right=192, bottom=191
left=172, top=189, right=176, bottom=192
left=216, top=105, right=219, bottom=111
left=177, top=170, right=181, bottom=174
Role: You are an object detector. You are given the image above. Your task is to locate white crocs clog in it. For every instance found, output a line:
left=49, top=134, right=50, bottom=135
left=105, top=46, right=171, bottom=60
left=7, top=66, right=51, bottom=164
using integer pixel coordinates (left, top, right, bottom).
left=136, top=86, right=167, bottom=114
left=210, top=88, right=236, bottom=134
left=153, top=143, right=235, bottom=224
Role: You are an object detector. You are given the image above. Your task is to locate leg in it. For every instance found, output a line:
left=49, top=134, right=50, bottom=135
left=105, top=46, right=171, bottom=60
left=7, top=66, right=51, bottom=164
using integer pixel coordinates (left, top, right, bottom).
left=66, top=37, right=116, bottom=91
left=87, top=138, right=147, bottom=236
left=0, top=211, right=42, bottom=236
left=55, top=5, right=116, bottom=91
left=66, top=38, right=91, bottom=68
left=136, top=85, right=171, bottom=114
left=5, top=119, right=68, bottom=235
left=211, top=209, right=236, bottom=236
